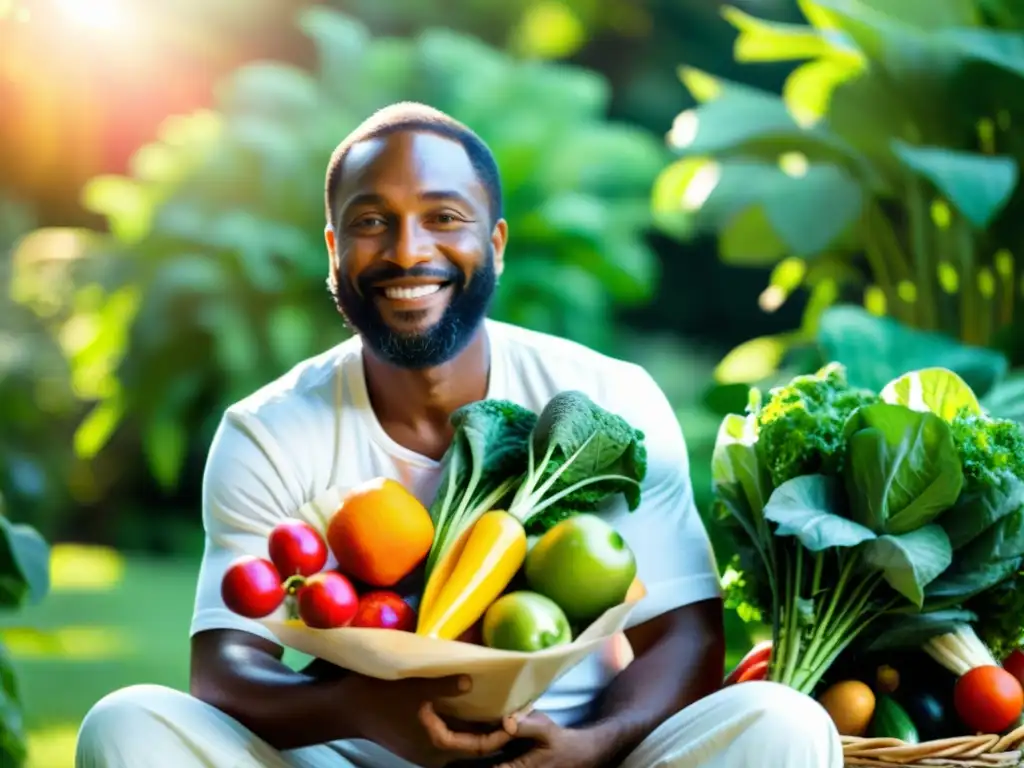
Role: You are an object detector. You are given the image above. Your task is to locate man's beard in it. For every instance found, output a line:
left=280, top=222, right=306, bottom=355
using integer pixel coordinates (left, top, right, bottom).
left=330, top=251, right=497, bottom=370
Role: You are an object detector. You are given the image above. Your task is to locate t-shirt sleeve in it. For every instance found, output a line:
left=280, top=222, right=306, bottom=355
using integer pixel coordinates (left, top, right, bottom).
left=600, top=366, right=722, bottom=629
left=189, top=410, right=309, bottom=644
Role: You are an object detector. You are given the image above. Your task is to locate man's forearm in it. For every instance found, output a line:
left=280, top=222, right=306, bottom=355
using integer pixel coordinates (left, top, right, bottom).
left=584, top=598, right=726, bottom=764
left=191, top=631, right=364, bottom=751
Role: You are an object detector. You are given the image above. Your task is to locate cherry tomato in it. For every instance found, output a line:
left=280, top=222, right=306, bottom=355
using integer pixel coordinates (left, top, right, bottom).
left=954, top=665, right=1024, bottom=733
left=297, top=571, right=359, bottom=629
left=221, top=556, right=285, bottom=618
left=268, top=520, right=328, bottom=578
left=350, top=591, right=417, bottom=632
left=1003, top=649, right=1024, bottom=688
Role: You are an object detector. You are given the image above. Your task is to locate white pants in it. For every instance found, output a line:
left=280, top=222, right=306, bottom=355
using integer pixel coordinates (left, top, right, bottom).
left=75, top=681, right=842, bottom=768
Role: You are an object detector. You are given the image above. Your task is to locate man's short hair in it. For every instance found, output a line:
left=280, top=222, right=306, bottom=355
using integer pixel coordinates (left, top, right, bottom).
left=324, top=101, right=503, bottom=230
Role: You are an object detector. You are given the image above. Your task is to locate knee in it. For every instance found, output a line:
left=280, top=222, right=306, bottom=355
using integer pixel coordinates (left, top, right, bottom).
left=77, top=685, right=190, bottom=756
left=728, top=682, right=841, bottom=753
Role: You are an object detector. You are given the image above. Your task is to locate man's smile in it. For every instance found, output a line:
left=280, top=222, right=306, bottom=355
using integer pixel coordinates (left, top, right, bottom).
left=373, top=280, right=455, bottom=312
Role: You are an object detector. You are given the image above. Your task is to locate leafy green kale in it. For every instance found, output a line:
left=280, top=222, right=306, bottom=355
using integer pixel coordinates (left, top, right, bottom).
left=425, top=399, right=537, bottom=578
left=945, top=410, right=1024, bottom=660
left=755, top=363, right=879, bottom=488
left=948, top=409, right=1024, bottom=491
left=507, top=390, right=648, bottom=534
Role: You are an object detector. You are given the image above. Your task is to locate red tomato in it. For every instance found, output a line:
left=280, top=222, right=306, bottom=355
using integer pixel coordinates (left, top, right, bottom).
left=1003, top=649, right=1024, bottom=688
left=724, top=640, right=772, bottom=686
left=268, top=520, right=328, bottom=578
left=954, top=665, right=1024, bottom=733
left=221, top=556, right=285, bottom=618
left=350, top=591, right=417, bottom=632
left=297, top=572, right=359, bottom=629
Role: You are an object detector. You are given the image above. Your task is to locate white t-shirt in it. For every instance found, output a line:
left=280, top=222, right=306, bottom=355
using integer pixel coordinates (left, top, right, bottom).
left=190, top=319, right=721, bottom=731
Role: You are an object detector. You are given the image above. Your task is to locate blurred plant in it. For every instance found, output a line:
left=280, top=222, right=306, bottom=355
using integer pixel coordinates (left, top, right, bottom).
left=0, top=196, right=83, bottom=538
left=653, top=0, right=1024, bottom=387
left=0, top=494, right=51, bottom=767
left=10, top=8, right=669, bottom=504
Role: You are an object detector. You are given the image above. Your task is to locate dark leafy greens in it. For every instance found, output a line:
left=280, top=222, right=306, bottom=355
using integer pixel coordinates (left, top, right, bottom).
left=714, top=363, right=1024, bottom=694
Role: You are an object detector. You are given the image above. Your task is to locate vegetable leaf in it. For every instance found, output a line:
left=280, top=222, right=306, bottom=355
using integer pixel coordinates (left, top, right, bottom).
left=879, top=367, right=982, bottom=423
left=843, top=403, right=964, bottom=535
left=866, top=609, right=978, bottom=651
left=763, top=474, right=876, bottom=551
left=862, top=526, right=953, bottom=607
left=511, top=390, right=648, bottom=533
left=936, top=473, right=1024, bottom=551
left=425, top=399, right=536, bottom=576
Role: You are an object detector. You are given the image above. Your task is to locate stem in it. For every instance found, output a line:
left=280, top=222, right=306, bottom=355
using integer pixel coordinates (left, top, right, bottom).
left=907, top=179, right=937, bottom=329
left=782, top=546, right=805, bottom=687
left=955, top=216, right=979, bottom=344
left=789, top=552, right=860, bottom=691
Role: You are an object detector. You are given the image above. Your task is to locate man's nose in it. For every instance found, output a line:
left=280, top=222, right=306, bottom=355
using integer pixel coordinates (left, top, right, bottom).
left=386, top=217, right=433, bottom=270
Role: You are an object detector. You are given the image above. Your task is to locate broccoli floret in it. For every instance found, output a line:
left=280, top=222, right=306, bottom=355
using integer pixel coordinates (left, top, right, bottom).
left=755, top=363, right=879, bottom=488
left=949, top=409, right=1024, bottom=490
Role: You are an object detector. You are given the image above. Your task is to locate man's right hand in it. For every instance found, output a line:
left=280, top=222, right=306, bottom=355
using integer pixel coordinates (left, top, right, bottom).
left=346, top=673, right=515, bottom=767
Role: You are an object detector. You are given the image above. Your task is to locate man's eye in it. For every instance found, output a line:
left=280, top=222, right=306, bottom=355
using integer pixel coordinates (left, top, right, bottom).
left=354, top=216, right=386, bottom=229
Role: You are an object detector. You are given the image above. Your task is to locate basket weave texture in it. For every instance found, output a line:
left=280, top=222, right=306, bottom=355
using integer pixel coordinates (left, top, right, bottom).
left=842, top=725, right=1024, bottom=767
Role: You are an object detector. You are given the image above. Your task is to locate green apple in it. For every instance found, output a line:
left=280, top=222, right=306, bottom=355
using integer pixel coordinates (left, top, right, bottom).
left=525, top=514, right=636, bottom=622
left=482, top=591, right=573, bottom=652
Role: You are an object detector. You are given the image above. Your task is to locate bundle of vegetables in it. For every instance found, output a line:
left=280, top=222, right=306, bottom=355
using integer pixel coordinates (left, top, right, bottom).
left=714, top=363, right=1024, bottom=715
left=417, top=390, right=648, bottom=642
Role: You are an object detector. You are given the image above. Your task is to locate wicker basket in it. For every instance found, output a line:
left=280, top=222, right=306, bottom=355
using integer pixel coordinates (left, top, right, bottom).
left=842, top=725, right=1024, bottom=766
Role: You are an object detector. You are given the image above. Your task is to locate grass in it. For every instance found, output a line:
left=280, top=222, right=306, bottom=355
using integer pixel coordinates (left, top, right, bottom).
left=3, top=545, right=755, bottom=768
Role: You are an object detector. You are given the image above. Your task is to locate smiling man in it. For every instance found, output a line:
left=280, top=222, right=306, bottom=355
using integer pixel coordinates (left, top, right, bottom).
left=75, top=102, right=842, bottom=768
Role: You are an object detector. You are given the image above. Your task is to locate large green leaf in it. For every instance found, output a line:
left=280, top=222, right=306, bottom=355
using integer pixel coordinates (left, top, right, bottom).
left=957, top=508, right=1024, bottom=570
left=863, top=525, right=953, bottom=607
left=879, top=367, right=983, bottom=422
left=891, top=141, right=1019, bottom=229
left=668, top=72, right=850, bottom=158
left=843, top=403, right=964, bottom=535
left=926, top=556, right=1021, bottom=603
left=762, top=164, right=864, bottom=256
left=817, top=305, right=1010, bottom=396
left=939, top=474, right=1024, bottom=552
left=0, top=517, right=49, bottom=609
left=763, top=474, right=876, bottom=550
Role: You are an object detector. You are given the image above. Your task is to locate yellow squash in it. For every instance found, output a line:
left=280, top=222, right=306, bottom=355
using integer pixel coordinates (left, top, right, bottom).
left=417, top=510, right=527, bottom=640
left=417, top=525, right=474, bottom=632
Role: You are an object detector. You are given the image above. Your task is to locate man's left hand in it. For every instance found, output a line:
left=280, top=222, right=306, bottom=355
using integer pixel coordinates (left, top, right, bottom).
left=495, top=712, right=613, bottom=768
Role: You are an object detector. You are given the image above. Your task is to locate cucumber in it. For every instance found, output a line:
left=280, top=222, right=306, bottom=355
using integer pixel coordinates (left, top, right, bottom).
left=870, top=695, right=919, bottom=743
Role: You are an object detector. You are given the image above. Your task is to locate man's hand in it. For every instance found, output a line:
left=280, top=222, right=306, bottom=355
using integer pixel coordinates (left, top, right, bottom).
left=495, top=712, right=610, bottom=768
left=348, top=673, right=516, bottom=768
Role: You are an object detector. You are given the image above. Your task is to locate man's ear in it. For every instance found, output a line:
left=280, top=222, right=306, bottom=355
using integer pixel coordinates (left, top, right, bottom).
left=491, top=219, right=508, bottom=278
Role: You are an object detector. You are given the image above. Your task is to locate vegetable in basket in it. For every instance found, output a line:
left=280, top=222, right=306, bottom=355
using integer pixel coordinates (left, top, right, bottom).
left=417, top=391, right=647, bottom=640
left=714, top=364, right=1024, bottom=700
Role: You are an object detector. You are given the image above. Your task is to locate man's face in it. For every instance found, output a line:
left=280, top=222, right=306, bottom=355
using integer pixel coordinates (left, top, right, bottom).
left=326, top=130, right=506, bottom=369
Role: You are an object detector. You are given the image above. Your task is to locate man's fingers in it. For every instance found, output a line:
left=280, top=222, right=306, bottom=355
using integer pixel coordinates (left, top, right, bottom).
left=504, top=712, right=554, bottom=741
left=419, top=701, right=513, bottom=756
